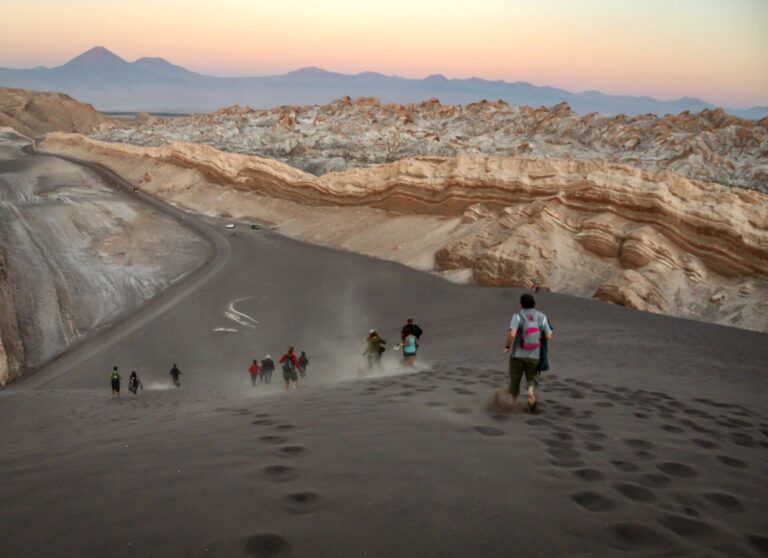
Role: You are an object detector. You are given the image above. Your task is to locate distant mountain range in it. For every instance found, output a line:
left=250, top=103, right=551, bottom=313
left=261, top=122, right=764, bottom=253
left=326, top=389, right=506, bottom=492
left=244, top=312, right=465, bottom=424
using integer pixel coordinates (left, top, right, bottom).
left=1, top=46, right=766, bottom=118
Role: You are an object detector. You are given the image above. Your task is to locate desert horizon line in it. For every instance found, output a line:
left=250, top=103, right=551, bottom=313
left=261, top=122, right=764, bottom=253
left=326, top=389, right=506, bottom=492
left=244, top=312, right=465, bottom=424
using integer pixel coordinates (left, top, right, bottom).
left=4, top=45, right=767, bottom=111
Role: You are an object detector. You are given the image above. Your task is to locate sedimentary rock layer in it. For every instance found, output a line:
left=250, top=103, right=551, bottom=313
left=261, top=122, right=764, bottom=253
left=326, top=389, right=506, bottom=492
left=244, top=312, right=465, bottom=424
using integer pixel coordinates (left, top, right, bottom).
left=39, top=133, right=768, bottom=332
left=95, top=97, right=768, bottom=192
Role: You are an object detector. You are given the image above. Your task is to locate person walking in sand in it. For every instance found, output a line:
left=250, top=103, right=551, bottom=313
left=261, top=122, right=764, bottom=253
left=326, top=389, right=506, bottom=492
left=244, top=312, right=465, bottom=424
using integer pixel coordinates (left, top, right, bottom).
left=279, top=347, right=300, bottom=390
left=401, top=331, right=418, bottom=367
left=504, top=294, right=553, bottom=412
left=400, top=318, right=423, bottom=343
left=260, top=355, right=274, bottom=384
left=110, top=366, right=121, bottom=399
left=298, top=351, right=309, bottom=378
left=169, top=363, right=182, bottom=387
left=128, top=371, right=143, bottom=397
left=248, top=359, right=261, bottom=386
left=364, top=329, right=387, bottom=369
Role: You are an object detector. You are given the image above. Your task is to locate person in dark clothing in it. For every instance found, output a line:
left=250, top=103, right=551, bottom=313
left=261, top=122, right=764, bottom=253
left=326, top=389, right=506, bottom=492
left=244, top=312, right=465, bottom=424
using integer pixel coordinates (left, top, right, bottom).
left=279, top=347, right=300, bottom=390
left=400, top=318, right=423, bottom=342
left=260, top=355, right=275, bottom=384
left=128, top=371, right=143, bottom=397
left=169, top=363, right=182, bottom=387
left=110, top=366, right=121, bottom=399
left=248, top=360, right=261, bottom=386
left=298, top=351, right=309, bottom=378
left=364, top=330, right=387, bottom=369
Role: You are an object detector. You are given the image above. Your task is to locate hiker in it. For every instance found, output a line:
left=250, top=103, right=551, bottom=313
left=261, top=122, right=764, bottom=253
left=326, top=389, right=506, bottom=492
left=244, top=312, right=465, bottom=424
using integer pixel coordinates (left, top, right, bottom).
left=110, top=366, right=121, bottom=399
left=260, top=354, right=275, bottom=384
left=128, top=371, right=143, bottom=397
left=401, top=331, right=418, bottom=367
left=298, top=351, right=309, bottom=378
left=504, top=294, right=553, bottom=412
left=169, top=363, right=182, bottom=387
left=400, top=318, right=423, bottom=342
left=364, top=329, right=387, bottom=369
left=248, top=359, right=261, bottom=386
left=279, top=347, right=300, bottom=390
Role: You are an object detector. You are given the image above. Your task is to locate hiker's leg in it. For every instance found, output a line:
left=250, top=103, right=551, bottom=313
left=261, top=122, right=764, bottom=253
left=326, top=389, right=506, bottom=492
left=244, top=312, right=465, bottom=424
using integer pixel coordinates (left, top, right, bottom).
left=509, top=359, right=523, bottom=401
left=525, top=365, right=538, bottom=407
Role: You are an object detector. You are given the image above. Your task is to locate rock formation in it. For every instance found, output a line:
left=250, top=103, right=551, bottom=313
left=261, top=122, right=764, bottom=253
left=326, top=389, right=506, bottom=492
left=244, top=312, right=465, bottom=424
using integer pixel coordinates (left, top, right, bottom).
left=0, top=87, right=117, bottom=138
left=39, top=133, right=768, bottom=332
left=94, top=97, right=768, bottom=192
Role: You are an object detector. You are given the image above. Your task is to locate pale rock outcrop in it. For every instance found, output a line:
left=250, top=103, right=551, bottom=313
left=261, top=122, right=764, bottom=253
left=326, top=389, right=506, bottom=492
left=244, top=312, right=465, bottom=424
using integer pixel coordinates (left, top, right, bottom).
left=38, top=133, right=768, bottom=332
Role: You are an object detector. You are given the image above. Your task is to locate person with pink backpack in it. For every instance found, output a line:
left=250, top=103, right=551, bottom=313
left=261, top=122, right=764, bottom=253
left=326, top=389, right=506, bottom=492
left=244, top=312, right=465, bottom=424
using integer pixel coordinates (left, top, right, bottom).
left=504, top=294, right=553, bottom=412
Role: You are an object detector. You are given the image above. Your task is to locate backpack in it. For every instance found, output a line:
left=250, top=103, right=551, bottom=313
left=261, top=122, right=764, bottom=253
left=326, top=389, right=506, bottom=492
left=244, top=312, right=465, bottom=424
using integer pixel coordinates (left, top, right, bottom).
left=282, top=357, right=295, bottom=373
left=518, top=311, right=542, bottom=350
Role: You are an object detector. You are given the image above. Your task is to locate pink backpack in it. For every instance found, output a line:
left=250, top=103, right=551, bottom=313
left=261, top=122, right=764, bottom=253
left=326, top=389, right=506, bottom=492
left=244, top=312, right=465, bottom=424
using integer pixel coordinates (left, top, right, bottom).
left=518, top=311, right=542, bottom=350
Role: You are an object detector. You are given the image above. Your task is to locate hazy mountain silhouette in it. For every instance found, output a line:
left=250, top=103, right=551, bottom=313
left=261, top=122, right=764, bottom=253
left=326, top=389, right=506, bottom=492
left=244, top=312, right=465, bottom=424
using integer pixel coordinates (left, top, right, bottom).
left=1, top=46, right=765, bottom=118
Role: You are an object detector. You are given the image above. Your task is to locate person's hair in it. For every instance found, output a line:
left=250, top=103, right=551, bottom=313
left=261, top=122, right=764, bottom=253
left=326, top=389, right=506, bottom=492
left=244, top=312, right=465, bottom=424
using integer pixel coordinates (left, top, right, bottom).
left=253, top=359, right=257, bottom=363
left=131, top=371, right=136, bottom=376
left=288, top=346, right=294, bottom=352
left=407, top=318, right=414, bottom=323
left=113, top=366, right=117, bottom=370
left=520, top=294, right=536, bottom=309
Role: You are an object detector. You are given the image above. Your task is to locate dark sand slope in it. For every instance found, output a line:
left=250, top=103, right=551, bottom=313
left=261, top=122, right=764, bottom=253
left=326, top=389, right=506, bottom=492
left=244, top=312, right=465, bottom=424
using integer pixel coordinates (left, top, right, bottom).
left=1, top=152, right=767, bottom=557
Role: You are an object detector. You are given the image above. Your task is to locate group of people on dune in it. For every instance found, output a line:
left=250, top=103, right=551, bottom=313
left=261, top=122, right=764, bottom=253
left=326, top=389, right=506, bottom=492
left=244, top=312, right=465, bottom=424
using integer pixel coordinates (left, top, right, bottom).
left=108, top=298, right=551, bottom=412
left=109, top=363, right=181, bottom=398
left=248, top=347, right=309, bottom=390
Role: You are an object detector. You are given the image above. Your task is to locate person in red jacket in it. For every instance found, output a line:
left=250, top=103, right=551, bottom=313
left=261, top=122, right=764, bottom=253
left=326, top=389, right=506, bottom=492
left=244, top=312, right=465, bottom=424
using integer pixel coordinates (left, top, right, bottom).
left=248, top=359, right=261, bottom=386
left=279, top=347, right=300, bottom=390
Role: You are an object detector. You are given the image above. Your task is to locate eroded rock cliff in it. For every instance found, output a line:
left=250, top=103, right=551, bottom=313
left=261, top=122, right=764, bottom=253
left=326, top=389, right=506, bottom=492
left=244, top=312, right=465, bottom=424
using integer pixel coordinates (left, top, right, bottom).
left=39, top=134, right=768, bottom=332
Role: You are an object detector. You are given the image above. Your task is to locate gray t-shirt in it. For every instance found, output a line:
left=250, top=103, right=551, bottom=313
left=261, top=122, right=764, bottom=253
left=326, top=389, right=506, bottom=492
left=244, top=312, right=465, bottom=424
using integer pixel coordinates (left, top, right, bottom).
left=510, top=309, right=552, bottom=360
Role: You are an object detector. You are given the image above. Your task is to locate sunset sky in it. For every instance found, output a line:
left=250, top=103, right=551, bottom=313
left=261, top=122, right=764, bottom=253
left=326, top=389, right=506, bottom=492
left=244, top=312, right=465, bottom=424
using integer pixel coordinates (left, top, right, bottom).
left=1, top=0, right=767, bottom=107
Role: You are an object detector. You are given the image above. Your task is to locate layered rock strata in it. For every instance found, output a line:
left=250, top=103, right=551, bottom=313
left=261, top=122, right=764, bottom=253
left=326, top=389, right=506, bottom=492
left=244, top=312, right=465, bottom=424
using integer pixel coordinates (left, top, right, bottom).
left=95, top=97, right=768, bottom=192
left=40, top=134, right=768, bottom=332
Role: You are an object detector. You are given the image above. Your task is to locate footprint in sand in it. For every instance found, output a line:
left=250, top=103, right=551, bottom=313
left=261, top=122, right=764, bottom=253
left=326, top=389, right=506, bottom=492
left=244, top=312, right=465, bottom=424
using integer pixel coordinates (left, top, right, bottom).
left=717, top=455, right=748, bottom=469
left=244, top=533, right=292, bottom=557
left=657, top=514, right=718, bottom=539
left=657, top=462, right=699, bottom=477
left=623, top=439, right=654, bottom=450
left=728, top=433, right=756, bottom=447
left=473, top=425, right=505, bottom=437
left=252, top=419, right=278, bottom=426
left=452, top=407, right=472, bottom=415
left=549, top=459, right=586, bottom=469
left=282, top=492, right=322, bottom=515
left=691, top=438, right=719, bottom=449
left=571, top=491, right=617, bottom=512
left=261, top=465, right=299, bottom=482
left=703, top=492, right=744, bottom=513
left=276, top=424, right=295, bottom=431
left=660, top=424, right=685, bottom=433
left=614, top=483, right=656, bottom=502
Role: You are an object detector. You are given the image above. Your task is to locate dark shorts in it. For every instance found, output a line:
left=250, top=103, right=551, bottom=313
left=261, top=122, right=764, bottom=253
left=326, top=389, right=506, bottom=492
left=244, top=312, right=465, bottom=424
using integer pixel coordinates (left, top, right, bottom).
left=509, top=358, right=539, bottom=389
left=283, top=369, right=298, bottom=382
left=111, top=380, right=120, bottom=392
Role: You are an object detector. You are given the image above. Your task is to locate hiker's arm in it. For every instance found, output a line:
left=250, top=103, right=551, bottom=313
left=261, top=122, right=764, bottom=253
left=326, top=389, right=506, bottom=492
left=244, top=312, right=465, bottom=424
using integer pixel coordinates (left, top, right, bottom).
left=504, top=328, right=517, bottom=352
left=543, top=318, right=554, bottom=340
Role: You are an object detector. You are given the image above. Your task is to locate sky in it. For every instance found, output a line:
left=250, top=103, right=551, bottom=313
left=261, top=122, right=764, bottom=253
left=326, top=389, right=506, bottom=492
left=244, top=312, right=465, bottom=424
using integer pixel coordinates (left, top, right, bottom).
left=1, top=0, right=767, bottom=107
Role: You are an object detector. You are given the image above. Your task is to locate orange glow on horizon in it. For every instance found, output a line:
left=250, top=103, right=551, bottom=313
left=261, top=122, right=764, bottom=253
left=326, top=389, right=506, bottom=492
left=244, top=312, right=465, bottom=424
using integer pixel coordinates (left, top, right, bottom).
left=1, top=0, right=766, bottom=107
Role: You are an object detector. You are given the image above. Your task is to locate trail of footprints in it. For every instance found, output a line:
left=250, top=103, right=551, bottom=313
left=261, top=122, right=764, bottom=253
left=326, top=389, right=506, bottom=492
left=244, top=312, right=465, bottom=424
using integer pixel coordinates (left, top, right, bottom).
left=242, top=368, right=767, bottom=557
left=532, top=374, right=767, bottom=556
left=243, top=412, right=316, bottom=556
